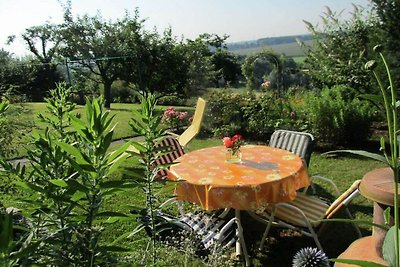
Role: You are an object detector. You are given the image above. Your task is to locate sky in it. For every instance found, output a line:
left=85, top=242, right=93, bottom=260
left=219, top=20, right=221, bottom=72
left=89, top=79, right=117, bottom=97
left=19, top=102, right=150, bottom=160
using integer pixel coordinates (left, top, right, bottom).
left=0, top=0, right=371, bottom=56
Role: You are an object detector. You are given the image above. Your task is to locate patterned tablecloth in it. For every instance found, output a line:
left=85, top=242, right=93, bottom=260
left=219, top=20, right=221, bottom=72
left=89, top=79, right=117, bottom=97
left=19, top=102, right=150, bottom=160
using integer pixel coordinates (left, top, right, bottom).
left=168, top=145, right=310, bottom=211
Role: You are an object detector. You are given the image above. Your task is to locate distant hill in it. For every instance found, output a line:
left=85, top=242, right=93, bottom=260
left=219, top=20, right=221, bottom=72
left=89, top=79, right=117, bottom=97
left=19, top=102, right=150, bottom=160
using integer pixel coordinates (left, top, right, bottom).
left=227, top=34, right=313, bottom=57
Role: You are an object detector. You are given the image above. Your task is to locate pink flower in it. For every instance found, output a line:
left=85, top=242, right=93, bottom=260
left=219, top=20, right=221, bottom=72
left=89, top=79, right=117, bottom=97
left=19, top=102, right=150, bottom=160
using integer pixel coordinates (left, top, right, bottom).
left=178, top=111, right=188, bottom=121
left=261, top=81, right=271, bottom=88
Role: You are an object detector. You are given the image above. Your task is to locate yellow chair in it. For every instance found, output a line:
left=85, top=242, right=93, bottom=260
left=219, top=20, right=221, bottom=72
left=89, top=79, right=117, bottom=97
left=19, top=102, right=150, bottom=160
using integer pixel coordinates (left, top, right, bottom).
left=169, top=97, right=206, bottom=147
left=127, top=98, right=206, bottom=153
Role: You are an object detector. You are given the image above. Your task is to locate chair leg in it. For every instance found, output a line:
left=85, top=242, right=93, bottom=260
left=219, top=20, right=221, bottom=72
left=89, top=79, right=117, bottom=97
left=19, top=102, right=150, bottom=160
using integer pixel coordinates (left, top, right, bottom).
left=307, top=225, right=324, bottom=252
left=259, top=205, right=276, bottom=251
left=344, top=207, right=362, bottom=238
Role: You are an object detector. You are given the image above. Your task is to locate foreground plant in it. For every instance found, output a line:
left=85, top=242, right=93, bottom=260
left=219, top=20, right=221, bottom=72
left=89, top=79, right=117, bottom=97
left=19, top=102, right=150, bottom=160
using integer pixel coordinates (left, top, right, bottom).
left=1, top=84, right=133, bottom=266
left=292, top=247, right=329, bottom=267
left=124, top=94, right=171, bottom=265
left=331, top=46, right=399, bottom=267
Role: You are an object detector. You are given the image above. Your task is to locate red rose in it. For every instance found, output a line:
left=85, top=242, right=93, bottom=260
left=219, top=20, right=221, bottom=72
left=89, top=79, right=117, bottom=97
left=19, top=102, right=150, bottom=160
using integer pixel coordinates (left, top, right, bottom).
left=223, top=137, right=233, bottom=148
left=232, top=134, right=242, bottom=142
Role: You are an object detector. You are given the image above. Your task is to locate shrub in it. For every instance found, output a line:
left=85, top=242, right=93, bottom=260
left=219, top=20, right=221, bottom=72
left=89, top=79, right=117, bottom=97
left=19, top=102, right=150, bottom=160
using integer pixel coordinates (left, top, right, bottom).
left=302, top=85, right=376, bottom=146
left=203, top=90, right=249, bottom=137
left=157, top=94, right=187, bottom=106
left=204, top=89, right=307, bottom=140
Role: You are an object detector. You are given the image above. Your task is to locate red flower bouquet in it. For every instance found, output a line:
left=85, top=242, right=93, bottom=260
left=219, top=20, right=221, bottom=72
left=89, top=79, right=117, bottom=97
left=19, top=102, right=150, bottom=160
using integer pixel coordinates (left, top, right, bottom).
left=223, top=134, right=243, bottom=162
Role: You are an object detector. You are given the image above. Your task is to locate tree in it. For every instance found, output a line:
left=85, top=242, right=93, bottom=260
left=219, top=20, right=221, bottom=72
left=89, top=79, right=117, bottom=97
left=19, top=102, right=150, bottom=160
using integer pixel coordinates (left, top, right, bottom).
left=197, top=33, right=242, bottom=87
left=179, top=37, right=214, bottom=95
left=8, top=23, right=64, bottom=101
left=60, top=10, right=146, bottom=108
left=299, top=6, right=380, bottom=94
left=121, top=28, right=190, bottom=98
left=211, top=49, right=242, bottom=87
left=0, top=50, right=32, bottom=101
left=370, top=0, right=400, bottom=85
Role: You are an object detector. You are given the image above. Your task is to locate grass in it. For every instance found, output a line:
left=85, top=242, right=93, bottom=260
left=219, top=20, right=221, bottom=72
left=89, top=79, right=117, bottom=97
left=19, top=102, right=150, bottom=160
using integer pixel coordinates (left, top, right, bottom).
left=230, top=40, right=312, bottom=57
left=1, top=101, right=386, bottom=266
left=6, top=102, right=194, bottom=159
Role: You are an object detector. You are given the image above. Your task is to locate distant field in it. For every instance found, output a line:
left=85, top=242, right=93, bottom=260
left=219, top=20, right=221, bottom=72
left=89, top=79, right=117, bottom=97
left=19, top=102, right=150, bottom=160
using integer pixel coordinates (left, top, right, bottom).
left=230, top=40, right=313, bottom=57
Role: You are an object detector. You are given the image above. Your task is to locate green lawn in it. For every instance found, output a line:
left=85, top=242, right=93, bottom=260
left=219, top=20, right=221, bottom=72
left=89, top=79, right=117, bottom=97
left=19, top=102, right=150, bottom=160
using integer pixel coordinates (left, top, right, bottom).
left=6, top=102, right=194, bottom=159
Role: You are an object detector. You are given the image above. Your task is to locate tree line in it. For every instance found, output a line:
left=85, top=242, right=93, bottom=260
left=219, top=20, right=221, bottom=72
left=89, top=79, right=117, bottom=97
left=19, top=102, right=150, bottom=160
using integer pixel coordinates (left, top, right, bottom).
left=1, top=0, right=399, bottom=108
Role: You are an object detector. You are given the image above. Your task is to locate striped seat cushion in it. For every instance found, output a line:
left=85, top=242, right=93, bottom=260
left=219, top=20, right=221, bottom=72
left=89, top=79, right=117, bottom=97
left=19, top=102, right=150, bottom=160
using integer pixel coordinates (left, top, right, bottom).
left=268, top=193, right=329, bottom=228
left=153, top=137, right=185, bottom=179
left=180, top=212, right=237, bottom=250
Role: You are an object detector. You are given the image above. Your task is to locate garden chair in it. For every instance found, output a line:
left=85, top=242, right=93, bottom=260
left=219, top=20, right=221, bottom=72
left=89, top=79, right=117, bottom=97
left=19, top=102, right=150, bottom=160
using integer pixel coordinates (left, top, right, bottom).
left=258, top=178, right=362, bottom=252
left=269, top=129, right=314, bottom=167
left=153, top=136, right=185, bottom=180
left=156, top=200, right=237, bottom=255
left=168, top=97, right=206, bottom=148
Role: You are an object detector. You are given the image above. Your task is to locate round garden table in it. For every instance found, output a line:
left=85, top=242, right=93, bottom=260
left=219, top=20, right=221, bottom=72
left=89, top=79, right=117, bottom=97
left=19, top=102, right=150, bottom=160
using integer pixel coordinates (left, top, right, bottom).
left=168, top=145, right=310, bottom=211
left=167, top=145, right=310, bottom=266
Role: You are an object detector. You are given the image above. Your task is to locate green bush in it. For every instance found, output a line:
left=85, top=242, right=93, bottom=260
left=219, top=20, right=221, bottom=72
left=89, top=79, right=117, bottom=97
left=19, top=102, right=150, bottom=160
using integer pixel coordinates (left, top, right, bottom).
left=302, top=85, right=376, bottom=146
left=203, top=90, right=249, bottom=137
left=204, top=90, right=303, bottom=140
left=111, top=81, right=137, bottom=103
left=157, top=94, right=188, bottom=106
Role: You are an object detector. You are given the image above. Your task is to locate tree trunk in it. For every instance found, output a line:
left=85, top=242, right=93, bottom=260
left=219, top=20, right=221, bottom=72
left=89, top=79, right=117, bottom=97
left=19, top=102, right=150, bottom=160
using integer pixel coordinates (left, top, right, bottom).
left=103, top=80, right=112, bottom=109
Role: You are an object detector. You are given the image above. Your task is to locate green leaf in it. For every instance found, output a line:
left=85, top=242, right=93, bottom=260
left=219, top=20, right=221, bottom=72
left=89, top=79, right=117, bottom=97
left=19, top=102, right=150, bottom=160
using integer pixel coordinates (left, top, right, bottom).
left=129, top=141, right=147, bottom=153
left=71, top=191, right=86, bottom=202
left=383, top=226, right=400, bottom=267
left=66, top=179, right=89, bottom=193
left=330, top=258, right=387, bottom=267
left=361, top=94, right=383, bottom=106
left=99, top=131, right=114, bottom=155
left=126, top=224, right=147, bottom=239
left=49, top=179, right=68, bottom=188
left=107, top=141, right=132, bottom=163
left=107, top=153, right=129, bottom=176
left=383, top=207, right=391, bottom=226
left=325, top=150, right=388, bottom=164
left=56, top=141, right=89, bottom=165
left=0, top=212, right=12, bottom=253
left=14, top=181, right=45, bottom=193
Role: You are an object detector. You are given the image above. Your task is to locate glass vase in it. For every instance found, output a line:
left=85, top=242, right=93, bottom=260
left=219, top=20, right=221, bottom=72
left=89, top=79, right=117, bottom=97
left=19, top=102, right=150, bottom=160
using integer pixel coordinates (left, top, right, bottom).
left=225, top=148, right=242, bottom=163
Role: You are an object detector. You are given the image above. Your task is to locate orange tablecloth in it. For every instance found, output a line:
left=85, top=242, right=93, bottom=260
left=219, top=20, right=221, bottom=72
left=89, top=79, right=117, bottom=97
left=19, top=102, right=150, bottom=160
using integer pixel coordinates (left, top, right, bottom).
left=168, top=145, right=310, bottom=211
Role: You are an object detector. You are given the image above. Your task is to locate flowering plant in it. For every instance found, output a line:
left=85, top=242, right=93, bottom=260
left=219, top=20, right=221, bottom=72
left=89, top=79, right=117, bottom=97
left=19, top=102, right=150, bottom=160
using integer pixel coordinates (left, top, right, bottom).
left=161, top=106, right=190, bottom=132
left=223, top=134, right=243, bottom=155
left=261, top=80, right=271, bottom=89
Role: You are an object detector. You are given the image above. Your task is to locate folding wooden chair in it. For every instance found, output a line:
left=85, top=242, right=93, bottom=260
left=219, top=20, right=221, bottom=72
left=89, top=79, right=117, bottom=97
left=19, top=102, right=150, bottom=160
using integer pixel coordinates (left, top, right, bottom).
left=259, top=179, right=362, bottom=251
